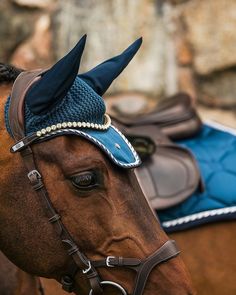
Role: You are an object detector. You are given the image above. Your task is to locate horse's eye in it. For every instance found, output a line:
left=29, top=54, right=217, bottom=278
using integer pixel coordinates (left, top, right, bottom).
left=71, top=171, right=98, bottom=190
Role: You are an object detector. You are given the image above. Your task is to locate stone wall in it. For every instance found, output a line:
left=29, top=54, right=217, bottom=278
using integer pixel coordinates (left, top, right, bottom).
left=0, top=0, right=55, bottom=69
left=170, top=0, right=236, bottom=107
left=1, top=0, right=236, bottom=107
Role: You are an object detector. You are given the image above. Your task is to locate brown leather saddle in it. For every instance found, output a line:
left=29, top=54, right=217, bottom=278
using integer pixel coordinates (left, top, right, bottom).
left=111, top=93, right=204, bottom=210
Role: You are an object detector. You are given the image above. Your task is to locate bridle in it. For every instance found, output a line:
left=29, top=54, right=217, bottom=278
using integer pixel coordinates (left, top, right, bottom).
left=7, top=70, right=180, bottom=295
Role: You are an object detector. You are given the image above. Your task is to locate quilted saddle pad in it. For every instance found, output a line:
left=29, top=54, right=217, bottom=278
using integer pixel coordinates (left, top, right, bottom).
left=158, top=121, right=236, bottom=233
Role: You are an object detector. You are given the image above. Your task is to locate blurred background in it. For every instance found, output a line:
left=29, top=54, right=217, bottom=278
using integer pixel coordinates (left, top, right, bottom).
left=1, top=0, right=236, bottom=126
left=1, top=1, right=235, bottom=293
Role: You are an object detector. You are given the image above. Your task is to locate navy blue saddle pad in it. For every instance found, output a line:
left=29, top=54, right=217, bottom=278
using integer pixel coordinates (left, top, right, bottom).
left=158, top=122, right=236, bottom=233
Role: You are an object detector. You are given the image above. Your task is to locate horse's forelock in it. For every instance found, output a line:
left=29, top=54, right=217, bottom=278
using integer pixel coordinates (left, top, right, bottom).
left=0, top=63, right=24, bottom=84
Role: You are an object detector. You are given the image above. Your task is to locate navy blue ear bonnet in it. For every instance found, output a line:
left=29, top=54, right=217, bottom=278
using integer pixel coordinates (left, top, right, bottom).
left=5, top=35, right=142, bottom=168
left=24, top=77, right=106, bottom=135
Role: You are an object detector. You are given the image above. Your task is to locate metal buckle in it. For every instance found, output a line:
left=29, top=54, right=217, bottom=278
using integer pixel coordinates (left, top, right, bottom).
left=106, top=256, right=115, bottom=268
left=27, top=169, right=41, bottom=180
left=82, top=261, right=92, bottom=274
left=11, top=140, right=25, bottom=153
left=89, top=281, right=127, bottom=295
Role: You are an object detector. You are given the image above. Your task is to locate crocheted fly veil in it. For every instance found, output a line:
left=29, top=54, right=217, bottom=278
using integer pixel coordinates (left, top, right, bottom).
left=5, top=35, right=142, bottom=168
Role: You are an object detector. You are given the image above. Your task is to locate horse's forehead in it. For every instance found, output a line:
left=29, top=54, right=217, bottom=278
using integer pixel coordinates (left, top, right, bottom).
left=35, top=135, right=106, bottom=164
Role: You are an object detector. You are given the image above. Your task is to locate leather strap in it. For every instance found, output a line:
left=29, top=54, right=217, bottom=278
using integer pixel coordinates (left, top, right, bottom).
left=22, top=147, right=103, bottom=293
left=91, top=240, right=180, bottom=295
left=92, top=257, right=142, bottom=268
left=132, top=240, right=180, bottom=295
left=9, top=70, right=46, bottom=140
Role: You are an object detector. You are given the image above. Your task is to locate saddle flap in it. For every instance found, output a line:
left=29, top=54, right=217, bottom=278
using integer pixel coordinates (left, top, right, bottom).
left=116, top=123, right=203, bottom=210
left=135, top=145, right=203, bottom=210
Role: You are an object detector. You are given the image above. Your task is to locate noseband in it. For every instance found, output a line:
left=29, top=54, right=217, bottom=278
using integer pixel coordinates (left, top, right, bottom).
left=8, top=71, right=180, bottom=295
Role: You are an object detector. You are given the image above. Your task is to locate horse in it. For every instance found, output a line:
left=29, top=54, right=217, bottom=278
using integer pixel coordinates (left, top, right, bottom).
left=108, top=83, right=236, bottom=293
left=0, top=250, right=42, bottom=295
left=0, top=35, right=195, bottom=295
left=171, top=221, right=236, bottom=295
left=0, top=249, right=71, bottom=295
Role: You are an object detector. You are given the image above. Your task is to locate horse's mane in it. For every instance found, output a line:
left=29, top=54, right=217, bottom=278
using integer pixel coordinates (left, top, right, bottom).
left=0, top=63, right=24, bottom=84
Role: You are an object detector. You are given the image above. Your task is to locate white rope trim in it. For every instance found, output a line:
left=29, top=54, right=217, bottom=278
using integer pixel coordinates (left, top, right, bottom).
left=39, top=125, right=141, bottom=168
left=205, top=120, right=236, bottom=136
left=110, top=125, right=141, bottom=164
left=36, top=114, right=111, bottom=137
left=162, top=206, right=236, bottom=228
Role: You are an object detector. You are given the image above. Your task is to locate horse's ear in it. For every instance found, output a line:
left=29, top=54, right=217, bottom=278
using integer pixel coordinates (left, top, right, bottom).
left=26, top=34, right=87, bottom=115
left=79, top=37, right=142, bottom=96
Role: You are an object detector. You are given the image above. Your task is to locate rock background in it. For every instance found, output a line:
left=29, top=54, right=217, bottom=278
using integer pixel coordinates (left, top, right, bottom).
left=172, top=0, right=236, bottom=107
left=1, top=0, right=236, bottom=108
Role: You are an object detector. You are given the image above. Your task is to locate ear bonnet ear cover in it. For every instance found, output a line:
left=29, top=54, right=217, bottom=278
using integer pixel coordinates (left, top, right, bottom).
left=79, top=37, right=142, bottom=95
left=5, top=36, right=143, bottom=168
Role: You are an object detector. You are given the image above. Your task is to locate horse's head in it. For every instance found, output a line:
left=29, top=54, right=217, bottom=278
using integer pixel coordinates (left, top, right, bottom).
left=0, top=36, right=195, bottom=295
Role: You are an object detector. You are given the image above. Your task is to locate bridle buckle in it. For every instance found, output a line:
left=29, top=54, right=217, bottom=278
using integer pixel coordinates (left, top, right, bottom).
left=82, top=261, right=92, bottom=274
left=27, top=169, right=43, bottom=190
left=106, top=256, right=115, bottom=268
left=27, top=169, right=41, bottom=180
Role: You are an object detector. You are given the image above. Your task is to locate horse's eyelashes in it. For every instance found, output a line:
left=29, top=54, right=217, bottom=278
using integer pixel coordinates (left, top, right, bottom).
left=71, top=171, right=99, bottom=191
left=74, top=173, right=96, bottom=186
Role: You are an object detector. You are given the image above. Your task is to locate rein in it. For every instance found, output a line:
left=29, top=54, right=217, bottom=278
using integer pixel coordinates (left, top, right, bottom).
left=8, top=71, right=180, bottom=295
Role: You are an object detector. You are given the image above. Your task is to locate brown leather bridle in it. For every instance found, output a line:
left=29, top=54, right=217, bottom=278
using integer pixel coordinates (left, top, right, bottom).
left=7, top=70, right=180, bottom=295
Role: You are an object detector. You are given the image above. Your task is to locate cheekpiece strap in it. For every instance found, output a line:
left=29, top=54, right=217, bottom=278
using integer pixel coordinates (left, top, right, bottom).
left=8, top=71, right=103, bottom=294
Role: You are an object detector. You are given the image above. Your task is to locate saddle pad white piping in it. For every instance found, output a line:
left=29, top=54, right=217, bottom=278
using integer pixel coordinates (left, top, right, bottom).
left=205, top=120, right=236, bottom=136
left=162, top=206, right=236, bottom=228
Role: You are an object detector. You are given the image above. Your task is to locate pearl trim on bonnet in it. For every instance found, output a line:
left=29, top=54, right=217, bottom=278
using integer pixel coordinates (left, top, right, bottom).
left=36, top=114, right=111, bottom=137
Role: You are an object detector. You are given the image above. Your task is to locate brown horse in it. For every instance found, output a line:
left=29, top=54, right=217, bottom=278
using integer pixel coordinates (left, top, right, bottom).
left=0, top=249, right=69, bottom=295
left=0, top=250, right=41, bottom=295
left=171, top=221, right=236, bottom=295
left=0, top=39, right=195, bottom=295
